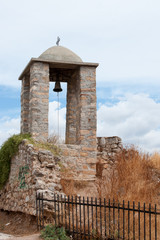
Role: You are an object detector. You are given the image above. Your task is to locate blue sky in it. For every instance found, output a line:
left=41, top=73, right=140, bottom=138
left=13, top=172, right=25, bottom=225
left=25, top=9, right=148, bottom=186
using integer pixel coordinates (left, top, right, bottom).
left=0, top=0, right=160, bottom=152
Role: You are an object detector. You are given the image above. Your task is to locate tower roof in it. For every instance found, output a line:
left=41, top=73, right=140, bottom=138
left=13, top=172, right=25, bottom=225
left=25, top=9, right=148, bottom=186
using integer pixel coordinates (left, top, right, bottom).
left=18, top=46, right=98, bottom=80
left=39, top=46, right=83, bottom=63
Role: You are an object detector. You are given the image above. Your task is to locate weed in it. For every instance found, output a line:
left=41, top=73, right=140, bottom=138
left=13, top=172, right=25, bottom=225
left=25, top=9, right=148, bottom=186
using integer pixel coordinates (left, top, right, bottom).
left=97, top=146, right=160, bottom=204
left=40, top=224, right=71, bottom=240
left=28, top=138, right=61, bottom=156
left=0, top=133, right=31, bottom=189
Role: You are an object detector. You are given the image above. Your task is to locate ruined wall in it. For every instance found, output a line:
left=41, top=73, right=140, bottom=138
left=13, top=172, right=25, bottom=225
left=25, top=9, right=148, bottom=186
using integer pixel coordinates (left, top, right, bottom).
left=0, top=140, right=62, bottom=215
left=0, top=137, right=123, bottom=215
left=96, top=136, right=123, bottom=177
left=0, top=140, right=98, bottom=215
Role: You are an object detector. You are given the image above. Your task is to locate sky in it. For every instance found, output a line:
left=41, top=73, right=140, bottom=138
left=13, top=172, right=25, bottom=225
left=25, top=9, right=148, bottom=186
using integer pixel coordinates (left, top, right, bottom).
left=0, top=0, right=160, bottom=153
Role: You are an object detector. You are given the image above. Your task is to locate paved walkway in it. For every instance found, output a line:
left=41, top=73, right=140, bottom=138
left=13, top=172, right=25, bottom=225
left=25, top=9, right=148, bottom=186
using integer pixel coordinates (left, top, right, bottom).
left=0, top=233, right=40, bottom=240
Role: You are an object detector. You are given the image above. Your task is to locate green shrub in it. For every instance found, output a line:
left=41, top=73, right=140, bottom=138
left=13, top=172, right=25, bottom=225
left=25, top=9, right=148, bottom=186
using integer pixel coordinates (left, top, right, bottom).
left=0, top=133, right=31, bottom=190
left=40, top=225, right=71, bottom=240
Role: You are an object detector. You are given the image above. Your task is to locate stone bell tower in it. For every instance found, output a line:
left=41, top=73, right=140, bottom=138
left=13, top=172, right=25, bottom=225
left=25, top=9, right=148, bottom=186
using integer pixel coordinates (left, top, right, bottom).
left=19, top=44, right=98, bottom=149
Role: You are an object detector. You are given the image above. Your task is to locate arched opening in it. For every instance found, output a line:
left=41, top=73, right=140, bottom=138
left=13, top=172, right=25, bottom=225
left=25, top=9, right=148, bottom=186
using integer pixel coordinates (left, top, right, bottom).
left=49, top=82, right=67, bottom=143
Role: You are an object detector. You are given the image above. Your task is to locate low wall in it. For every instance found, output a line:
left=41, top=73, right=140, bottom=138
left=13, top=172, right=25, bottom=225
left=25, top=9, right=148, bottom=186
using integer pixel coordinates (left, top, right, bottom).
left=96, top=136, right=123, bottom=177
left=0, top=140, right=62, bottom=215
left=0, top=136, right=123, bottom=215
left=0, top=140, right=98, bottom=215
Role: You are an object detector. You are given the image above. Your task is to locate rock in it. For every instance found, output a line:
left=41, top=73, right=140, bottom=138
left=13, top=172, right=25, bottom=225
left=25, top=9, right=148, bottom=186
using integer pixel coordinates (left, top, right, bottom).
left=35, top=180, right=45, bottom=190
left=46, top=163, right=55, bottom=168
left=48, top=183, right=57, bottom=192
left=25, top=196, right=30, bottom=202
left=32, top=169, right=44, bottom=177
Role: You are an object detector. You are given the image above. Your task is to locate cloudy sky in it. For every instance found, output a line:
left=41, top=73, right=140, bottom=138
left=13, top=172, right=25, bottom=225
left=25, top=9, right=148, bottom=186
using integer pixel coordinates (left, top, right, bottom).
left=0, top=0, right=160, bottom=153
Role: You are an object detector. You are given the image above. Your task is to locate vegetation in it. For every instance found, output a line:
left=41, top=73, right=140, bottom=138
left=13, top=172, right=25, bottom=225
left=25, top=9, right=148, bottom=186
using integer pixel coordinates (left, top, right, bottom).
left=0, top=133, right=61, bottom=190
left=28, top=138, right=61, bottom=156
left=97, top=146, right=160, bottom=204
left=0, top=133, right=31, bottom=190
left=40, top=225, right=71, bottom=240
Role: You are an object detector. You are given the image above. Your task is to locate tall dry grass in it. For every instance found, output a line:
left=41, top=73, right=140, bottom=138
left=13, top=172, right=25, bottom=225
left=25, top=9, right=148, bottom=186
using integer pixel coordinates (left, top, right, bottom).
left=97, top=146, right=160, bottom=204
left=150, top=152, right=160, bottom=169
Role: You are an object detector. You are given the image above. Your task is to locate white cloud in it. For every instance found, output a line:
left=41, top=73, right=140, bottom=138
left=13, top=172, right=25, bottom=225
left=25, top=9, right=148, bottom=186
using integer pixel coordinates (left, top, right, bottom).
left=0, top=0, right=160, bottom=88
left=0, top=117, right=20, bottom=146
left=97, top=93, right=160, bottom=153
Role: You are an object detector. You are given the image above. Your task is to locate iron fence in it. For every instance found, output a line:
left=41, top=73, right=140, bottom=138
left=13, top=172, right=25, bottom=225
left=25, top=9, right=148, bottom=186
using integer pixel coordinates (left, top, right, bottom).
left=36, top=193, right=160, bottom=239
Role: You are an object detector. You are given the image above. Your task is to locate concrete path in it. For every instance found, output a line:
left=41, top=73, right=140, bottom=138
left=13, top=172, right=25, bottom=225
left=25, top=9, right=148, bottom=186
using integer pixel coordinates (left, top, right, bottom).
left=0, top=233, right=40, bottom=240
left=0, top=233, right=13, bottom=239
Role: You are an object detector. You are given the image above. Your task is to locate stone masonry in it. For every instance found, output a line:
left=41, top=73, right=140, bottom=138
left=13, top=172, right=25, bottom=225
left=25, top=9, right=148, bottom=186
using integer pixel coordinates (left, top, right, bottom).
left=0, top=140, right=62, bottom=215
left=21, top=75, right=30, bottom=133
left=66, top=66, right=97, bottom=149
left=0, top=137, right=123, bottom=216
left=96, top=136, right=123, bottom=177
left=29, top=62, right=49, bottom=141
left=21, top=62, right=50, bottom=142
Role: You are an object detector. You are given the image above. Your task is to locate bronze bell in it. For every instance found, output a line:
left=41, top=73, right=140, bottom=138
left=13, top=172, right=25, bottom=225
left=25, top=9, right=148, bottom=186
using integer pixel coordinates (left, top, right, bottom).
left=53, top=81, right=62, bottom=92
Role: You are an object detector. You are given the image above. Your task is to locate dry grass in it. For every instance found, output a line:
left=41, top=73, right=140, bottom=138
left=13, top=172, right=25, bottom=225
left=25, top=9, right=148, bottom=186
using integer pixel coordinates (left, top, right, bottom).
left=97, top=146, right=160, bottom=204
left=150, top=152, right=160, bottom=169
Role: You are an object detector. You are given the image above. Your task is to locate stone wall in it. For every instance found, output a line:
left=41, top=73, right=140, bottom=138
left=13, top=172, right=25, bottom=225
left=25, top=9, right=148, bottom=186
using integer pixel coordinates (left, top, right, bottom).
left=0, top=140, right=99, bottom=215
left=96, top=136, right=123, bottom=177
left=0, top=137, right=123, bottom=215
left=0, top=140, right=62, bottom=215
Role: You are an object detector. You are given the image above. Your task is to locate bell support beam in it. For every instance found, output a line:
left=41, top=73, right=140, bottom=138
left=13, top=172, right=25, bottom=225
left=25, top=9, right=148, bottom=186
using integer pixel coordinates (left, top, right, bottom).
left=21, top=75, right=30, bottom=133
left=29, top=62, right=49, bottom=141
left=78, top=66, right=97, bottom=149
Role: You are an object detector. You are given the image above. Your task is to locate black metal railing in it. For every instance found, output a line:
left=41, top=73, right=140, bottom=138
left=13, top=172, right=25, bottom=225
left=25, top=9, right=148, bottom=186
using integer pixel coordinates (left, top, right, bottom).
left=36, top=193, right=160, bottom=239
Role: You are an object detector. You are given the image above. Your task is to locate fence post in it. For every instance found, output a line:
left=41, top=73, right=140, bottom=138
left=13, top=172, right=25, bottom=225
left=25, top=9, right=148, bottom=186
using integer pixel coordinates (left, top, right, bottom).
left=155, top=204, right=157, bottom=240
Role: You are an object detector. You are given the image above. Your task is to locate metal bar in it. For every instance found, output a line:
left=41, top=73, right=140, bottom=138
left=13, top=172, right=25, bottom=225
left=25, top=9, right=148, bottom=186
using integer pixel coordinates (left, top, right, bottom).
left=64, top=195, right=67, bottom=229
left=100, top=198, right=102, bottom=238
left=42, top=193, right=44, bottom=228
left=144, top=203, right=146, bottom=240
left=149, top=203, right=151, bottom=240
left=39, top=193, right=41, bottom=230
left=155, top=204, right=157, bottom=240
left=87, top=197, right=90, bottom=239
left=72, top=196, right=74, bottom=238
left=68, top=195, right=70, bottom=233
left=75, top=196, right=78, bottom=240
left=61, top=194, right=63, bottom=225
left=109, top=199, right=111, bottom=236
left=57, top=194, right=60, bottom=226
left=128, top=201, right=130, bottom=240
left=133, top=201, right=135, bottom=240
left=91, top=197, right=94, bottom=238
left=95, top=198, right=98, bottom=235
left=40, top=196, right=160, bottom=214
left=83, top=197, right=86, bottom=238
left=54, top=193, right=57, bottom=226
left=138, top=202, right=140, bottom=240
left=104, top=198, right=107, bottom=238
left=79, top=196, right=82, bottom=239
left=113, top=199, right=115, bottom=238
left=118, top=201, right=120, bottom=240
left=123, top=200, right=125, bottom=240
left=36, top=192, right=38, bottom=230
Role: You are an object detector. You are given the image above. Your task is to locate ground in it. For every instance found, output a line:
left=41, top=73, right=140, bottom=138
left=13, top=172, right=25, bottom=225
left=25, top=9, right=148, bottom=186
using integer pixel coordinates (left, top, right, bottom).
left=0, top=210, right=40, bottom=239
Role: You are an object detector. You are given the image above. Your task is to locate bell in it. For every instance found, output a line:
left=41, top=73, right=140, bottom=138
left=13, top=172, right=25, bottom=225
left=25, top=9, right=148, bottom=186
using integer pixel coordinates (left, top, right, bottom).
left=53, top=81, right=62, bottom=92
